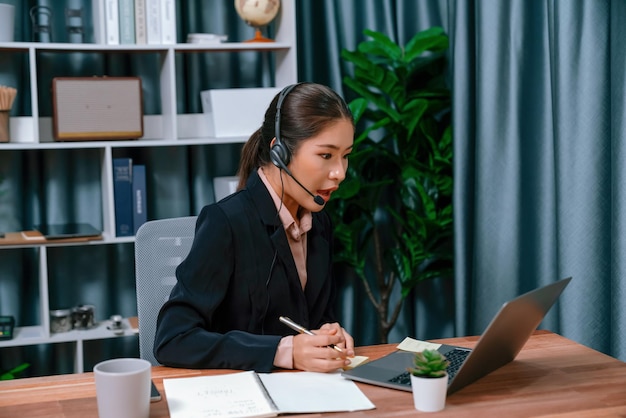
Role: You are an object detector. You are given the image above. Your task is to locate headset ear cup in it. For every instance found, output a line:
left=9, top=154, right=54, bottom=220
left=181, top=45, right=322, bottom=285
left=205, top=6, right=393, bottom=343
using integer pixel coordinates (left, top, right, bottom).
left=272, top=83, right=298, bottom=169
left=270, top=142, right=290, bottom=168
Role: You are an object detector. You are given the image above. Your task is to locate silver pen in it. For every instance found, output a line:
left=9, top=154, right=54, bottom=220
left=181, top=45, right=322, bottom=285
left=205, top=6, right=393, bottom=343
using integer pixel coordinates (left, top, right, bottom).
left=279, top=316, right=343, bottom=352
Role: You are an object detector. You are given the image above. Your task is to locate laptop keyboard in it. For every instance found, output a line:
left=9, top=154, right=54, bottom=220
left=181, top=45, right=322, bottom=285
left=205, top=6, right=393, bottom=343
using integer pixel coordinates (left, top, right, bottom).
left=387, top=348, right=472, bottom=386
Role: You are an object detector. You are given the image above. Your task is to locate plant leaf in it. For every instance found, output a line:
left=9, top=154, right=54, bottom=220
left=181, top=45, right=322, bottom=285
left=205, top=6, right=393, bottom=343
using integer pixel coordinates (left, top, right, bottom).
left=359, top=29, right=403, bottom=61
left=404, top=27, right=449, bottom=62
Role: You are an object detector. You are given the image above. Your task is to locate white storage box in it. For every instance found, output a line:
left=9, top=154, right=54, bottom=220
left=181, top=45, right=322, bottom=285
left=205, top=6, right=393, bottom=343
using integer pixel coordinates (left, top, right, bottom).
left=201, top=87, right=281, bottom=138
left=213, top=176, right=240, bottom=201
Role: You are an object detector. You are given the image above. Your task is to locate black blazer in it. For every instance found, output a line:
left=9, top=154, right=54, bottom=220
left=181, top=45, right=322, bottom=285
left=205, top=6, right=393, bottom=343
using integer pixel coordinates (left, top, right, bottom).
left=154, top=170, right=338, bottom=372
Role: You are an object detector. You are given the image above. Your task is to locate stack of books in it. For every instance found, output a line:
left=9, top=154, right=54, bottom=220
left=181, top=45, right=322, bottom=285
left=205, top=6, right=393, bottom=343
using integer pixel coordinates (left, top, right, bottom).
left=112, top=158, right=148, bottom=237
left=93, top=0, right=176, bottom=45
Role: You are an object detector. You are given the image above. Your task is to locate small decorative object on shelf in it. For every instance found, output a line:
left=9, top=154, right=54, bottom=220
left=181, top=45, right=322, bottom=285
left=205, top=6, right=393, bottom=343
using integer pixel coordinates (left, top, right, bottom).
left=234, top=0, right=280, bottom=42
left=65, top=7, right=84, bottom=43
left=0, top=85, right=16, bottom=143
left=106, top=314, right=124, bottom=335
left=408, top=349, right=450, bottom=412
left=0, top=315, right=15, bottom=340
left=50, top=309, right=73, bottom=333
left=30, top=6, right=54, bottom=42
left=71, top=304, right=96, bottom=329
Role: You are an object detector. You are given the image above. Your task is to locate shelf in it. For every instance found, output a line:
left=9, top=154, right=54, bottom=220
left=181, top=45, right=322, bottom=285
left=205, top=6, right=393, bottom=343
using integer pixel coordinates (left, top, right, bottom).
left=0, top=235, right=134, bottom=251
left=0, top=135, right=249, bottom=150
left=0, top=0, right=297, bottom=376
left=0, top=41, right=292, bottom=53
left=4, top=113, right=251, bottom=148
left=0, top=318, right=137, bottom=348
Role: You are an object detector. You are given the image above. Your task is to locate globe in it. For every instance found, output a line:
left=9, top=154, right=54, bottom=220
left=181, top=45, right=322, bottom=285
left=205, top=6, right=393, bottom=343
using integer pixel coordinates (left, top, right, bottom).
left=234, top=0, right=281, bottom=42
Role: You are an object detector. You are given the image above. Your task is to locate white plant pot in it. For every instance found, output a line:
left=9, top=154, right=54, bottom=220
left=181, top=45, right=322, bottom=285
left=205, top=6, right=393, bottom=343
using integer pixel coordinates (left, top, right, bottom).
left=410, top=373, right=448, bottom=412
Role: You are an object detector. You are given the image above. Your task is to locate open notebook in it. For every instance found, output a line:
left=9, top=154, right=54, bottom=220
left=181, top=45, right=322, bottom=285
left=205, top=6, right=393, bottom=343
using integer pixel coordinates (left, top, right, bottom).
left=163, top=370, right=375, bottom=418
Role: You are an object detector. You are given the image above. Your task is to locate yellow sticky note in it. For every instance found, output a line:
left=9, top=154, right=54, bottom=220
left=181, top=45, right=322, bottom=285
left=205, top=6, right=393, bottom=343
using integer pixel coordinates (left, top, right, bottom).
left=343, top=355, right=370, bottom=369
left=396, top=337, right=442, bottom=352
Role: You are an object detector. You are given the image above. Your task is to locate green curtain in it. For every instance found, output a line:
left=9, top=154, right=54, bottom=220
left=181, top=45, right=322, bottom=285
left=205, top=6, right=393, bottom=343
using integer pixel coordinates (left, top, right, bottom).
left=453, top=0, right=625, bottom=361
left=303, top=0, right=625, bottom=362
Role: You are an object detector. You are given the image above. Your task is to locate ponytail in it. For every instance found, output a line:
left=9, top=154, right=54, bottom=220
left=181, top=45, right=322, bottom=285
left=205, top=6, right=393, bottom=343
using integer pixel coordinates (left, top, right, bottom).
left=237, top=128, right=264, bottom=190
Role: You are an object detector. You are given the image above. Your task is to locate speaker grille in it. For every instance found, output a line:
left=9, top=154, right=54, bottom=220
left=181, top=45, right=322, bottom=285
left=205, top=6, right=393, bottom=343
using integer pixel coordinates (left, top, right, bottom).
left=53, top=77, right=143, bottom=141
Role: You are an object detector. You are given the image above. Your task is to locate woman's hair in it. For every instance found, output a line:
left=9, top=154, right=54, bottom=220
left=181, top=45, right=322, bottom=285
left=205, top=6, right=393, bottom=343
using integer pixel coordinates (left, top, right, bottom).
left=236, top=82, right=354, bottom=189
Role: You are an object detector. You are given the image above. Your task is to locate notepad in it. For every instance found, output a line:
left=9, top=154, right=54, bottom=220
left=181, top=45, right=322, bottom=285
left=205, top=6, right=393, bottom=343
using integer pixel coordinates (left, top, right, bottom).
left=163, top=370, right=375, bottom=418
left=396, top=337, right=442, bottom=352
left=345, top=355, right=370, bottom=369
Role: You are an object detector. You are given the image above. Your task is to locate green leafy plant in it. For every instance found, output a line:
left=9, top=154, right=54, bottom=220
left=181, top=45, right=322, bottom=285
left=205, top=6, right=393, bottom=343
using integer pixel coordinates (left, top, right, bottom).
left=329, top=27, right=453, bottom=343
left=0, top=362, right=30, bottom=380
left=408, top=349, right=449, bottom=378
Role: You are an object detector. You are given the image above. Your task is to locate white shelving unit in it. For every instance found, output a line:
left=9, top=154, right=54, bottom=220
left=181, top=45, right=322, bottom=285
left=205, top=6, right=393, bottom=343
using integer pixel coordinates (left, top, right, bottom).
left=0, top=0, right=297, bottom=373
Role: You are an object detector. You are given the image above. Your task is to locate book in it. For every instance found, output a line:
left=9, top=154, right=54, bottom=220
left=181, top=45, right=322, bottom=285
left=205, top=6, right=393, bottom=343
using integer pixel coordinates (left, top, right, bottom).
left=92, top=0, right=106, bottom=44
left=163, top=370, right=375, bottom=418
left=145, top=0, right=161, bottom=44
left=160, top=0, right=176, bottom=44
left=104, top=0, right=120, bottom=44
left=134, top=0, right=147, bottom=44
left=21, top=230, right=46, bottom=241
left=112, top=158, right=133, bottom=237
left=118, top=0, right=136, bottom=44
left=132, top=164, right=147, bottom=235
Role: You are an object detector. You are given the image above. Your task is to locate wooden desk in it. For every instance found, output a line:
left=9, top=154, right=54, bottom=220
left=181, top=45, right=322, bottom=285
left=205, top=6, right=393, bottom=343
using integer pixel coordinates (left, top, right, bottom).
left=1, top=331, right=625, bottom=417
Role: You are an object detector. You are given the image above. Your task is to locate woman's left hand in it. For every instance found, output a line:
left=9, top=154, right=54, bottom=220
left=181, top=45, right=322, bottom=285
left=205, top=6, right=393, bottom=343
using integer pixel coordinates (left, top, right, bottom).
left=318, top=322, right=355, bottom=357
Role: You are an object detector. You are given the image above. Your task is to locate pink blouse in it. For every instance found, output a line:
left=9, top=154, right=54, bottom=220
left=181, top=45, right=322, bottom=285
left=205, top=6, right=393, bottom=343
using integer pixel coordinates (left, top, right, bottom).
left=258, top=167, right=313, bottom=369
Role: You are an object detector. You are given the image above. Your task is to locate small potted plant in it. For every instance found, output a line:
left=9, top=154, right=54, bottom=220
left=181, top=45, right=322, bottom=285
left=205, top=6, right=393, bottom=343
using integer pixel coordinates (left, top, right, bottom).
left=408, top=349, right=450, bottom=412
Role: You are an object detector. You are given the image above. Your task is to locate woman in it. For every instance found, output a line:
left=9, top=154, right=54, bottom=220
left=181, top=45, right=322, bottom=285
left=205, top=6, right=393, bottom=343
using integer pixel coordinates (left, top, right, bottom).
left=154, top=82, right=355, bottom=373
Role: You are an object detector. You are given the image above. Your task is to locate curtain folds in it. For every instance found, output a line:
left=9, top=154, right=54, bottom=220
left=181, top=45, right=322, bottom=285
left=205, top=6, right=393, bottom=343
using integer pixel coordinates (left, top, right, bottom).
left=1, top=0, right=624, bottom=377
left=453, top=0, right=625, bottom=361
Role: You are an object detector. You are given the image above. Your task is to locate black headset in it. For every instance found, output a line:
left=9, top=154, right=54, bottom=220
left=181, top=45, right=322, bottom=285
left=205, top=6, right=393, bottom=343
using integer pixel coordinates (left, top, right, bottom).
left=270, top=83, right=300, bottom=169
left=269, top=83, right=325, bottom=206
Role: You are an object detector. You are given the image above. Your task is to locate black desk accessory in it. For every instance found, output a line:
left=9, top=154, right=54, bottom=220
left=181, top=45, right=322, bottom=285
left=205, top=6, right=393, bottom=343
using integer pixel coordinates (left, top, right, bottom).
left=0, top=315, right=15, bottom=340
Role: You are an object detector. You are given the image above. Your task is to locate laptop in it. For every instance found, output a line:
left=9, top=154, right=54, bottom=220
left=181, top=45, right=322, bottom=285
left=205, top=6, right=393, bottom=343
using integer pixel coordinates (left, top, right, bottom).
left=342, top=277, right=572, bottom=395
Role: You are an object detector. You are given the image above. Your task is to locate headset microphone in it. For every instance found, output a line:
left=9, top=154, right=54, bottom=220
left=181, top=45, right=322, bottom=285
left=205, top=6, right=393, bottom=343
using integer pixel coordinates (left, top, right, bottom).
left=271, top=154, right=325, bottom=206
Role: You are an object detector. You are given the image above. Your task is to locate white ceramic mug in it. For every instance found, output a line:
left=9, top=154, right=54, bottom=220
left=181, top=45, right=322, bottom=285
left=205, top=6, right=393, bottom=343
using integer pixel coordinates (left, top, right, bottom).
left=0, top=4, right=15, bottom=42
left=94, top=358, right=152, bottom=418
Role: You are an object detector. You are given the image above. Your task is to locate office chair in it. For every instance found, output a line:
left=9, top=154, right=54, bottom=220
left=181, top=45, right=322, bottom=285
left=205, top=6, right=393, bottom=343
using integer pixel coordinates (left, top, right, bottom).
left=134, top=216, right=197, bottom=365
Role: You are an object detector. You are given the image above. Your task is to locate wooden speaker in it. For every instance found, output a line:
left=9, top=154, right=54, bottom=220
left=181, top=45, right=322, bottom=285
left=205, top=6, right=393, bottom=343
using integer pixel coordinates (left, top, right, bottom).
left=52, top=77, right=143, bottom=141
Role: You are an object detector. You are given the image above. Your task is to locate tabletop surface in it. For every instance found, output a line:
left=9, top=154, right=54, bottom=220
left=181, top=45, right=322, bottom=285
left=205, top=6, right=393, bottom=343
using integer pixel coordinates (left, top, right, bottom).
left=1, top=330, right=625, bottom=417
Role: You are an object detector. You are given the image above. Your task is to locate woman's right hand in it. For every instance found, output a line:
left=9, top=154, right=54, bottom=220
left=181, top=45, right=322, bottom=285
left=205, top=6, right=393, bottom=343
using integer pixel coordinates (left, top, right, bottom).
left=292, top=331, right=351, bottom=372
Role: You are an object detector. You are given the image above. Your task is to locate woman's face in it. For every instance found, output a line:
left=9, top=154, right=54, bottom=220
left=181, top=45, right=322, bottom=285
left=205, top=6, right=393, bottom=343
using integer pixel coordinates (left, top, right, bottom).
left=277, top=118, right=354, bottom=215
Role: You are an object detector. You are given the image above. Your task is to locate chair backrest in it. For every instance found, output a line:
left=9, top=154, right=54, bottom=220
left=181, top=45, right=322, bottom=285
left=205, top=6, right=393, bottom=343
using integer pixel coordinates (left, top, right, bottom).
left=134, top=216, right=197, bottom=365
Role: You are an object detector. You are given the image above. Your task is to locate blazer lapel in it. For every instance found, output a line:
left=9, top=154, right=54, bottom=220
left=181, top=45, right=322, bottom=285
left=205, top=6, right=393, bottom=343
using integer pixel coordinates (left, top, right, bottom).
left=247, top=170, right=329, bottom=309
left=248, top=171, right=303, bottom=292
left=304, top=216, right=330, bottom=306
